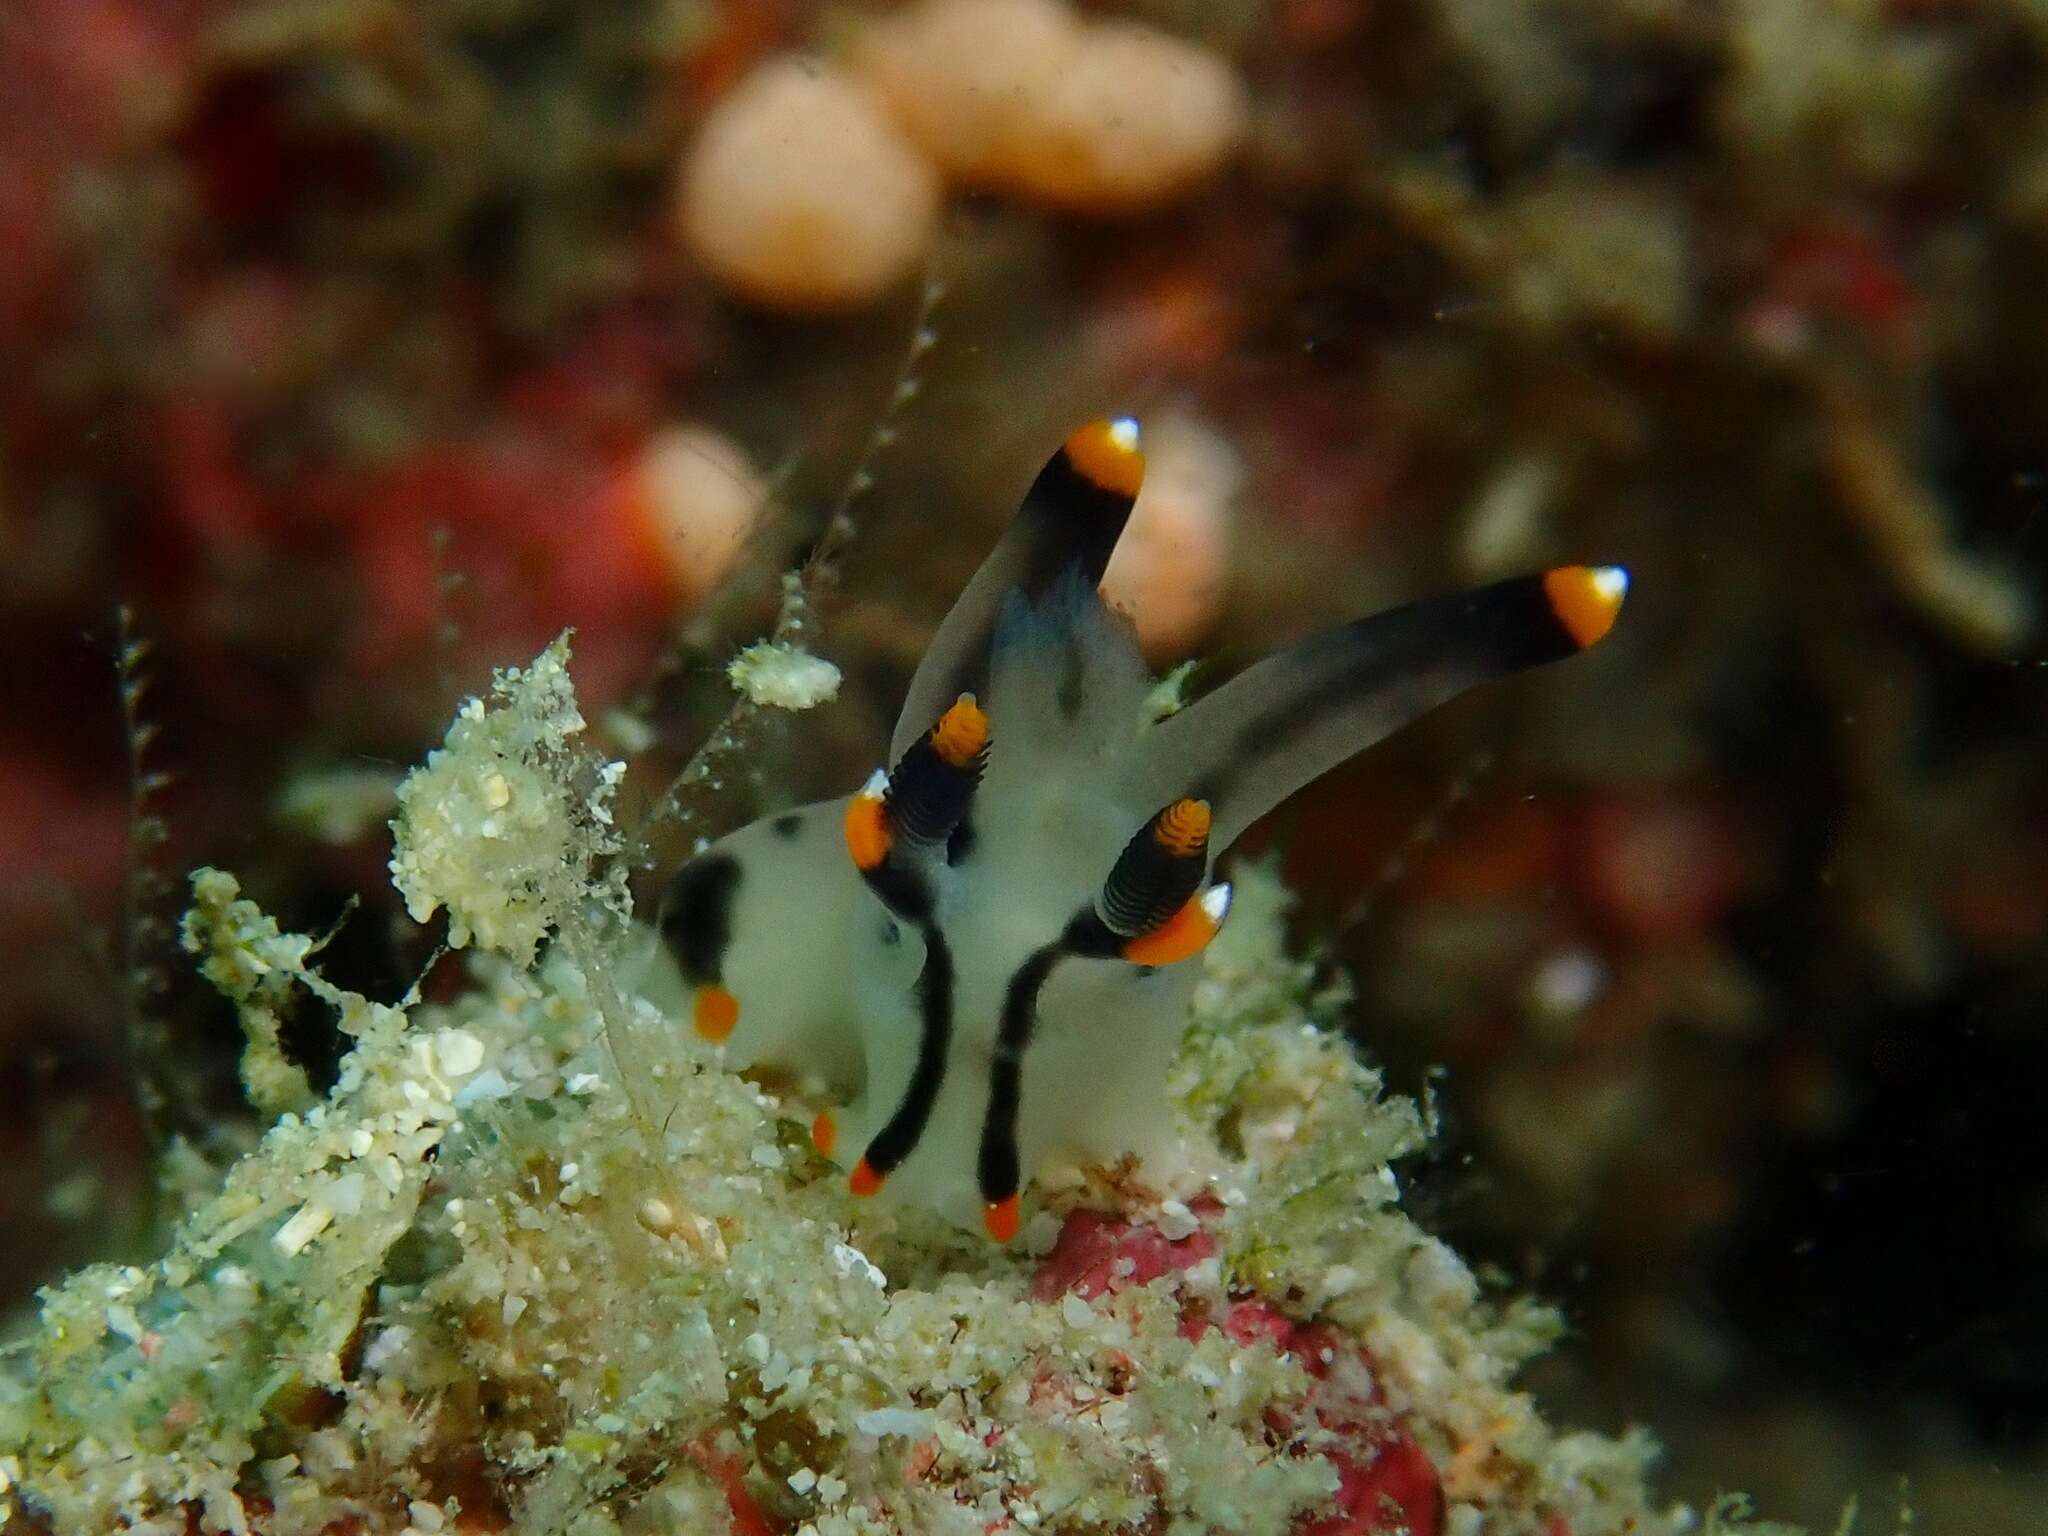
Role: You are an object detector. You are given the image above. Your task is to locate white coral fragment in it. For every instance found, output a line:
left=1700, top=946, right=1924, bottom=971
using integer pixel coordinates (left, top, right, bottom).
left=430, top=1028, right=486, bottom=1079
left=388, top=635, right=615, bottom=965
left=727, top=640, right=843, bottom=710
left=273, top=1199, right=336, bottom=1257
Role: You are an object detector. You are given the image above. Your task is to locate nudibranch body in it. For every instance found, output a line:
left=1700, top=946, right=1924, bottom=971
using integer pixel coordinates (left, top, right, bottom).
left=660, top=419, right=1627, bottom=1240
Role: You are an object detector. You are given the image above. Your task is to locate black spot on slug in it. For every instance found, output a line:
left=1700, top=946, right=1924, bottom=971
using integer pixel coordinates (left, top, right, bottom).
left=659, top=853, right=740, bottom=983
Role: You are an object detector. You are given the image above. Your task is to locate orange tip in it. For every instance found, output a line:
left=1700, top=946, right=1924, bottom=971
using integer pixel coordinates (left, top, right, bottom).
left=930, top=693, right=989, bottom=768
left=811, top=1110, right=838, bottom=1158
left=983, top=1195, right=1021, bottom=1243
left=1152, top=798, right=1211, bottom=858
left=1542, top=565, right=1629, bottom=650
left=1063, top=417, right=1145, bottom=499
left=692, top=985, right=740, bottom=1044
left=1123, top=882, right=1232, bottom=967
left=849, top=1158, right=884, bottom=1198
left=843, top=772, right=892, bottom=871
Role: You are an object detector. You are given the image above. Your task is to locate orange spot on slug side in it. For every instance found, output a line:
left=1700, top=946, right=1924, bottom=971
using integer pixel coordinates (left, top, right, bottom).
left=849, top=1158, right=885, bottom=1197
left=1542, top=565, right=1629, bottom=650
left=811, top=1109, right=838, bottom=1158
left=1152, top=797, right=1211, bottom=857
left=930, top=693, right=989, bottom=768
left=984, top=1194, right=1022, bottom=1243
left=693, top=985, right=741, bottom=1043
left=844, top=790, right=892, bottom=870
left=1123, top=891, right=1219, bottom=966
left=1063, top=417, right=1145, bottom=498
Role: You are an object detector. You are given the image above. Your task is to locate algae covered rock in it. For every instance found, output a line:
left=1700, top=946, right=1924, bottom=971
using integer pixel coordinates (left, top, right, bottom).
left=2, top=639, right=1792, bottom=1536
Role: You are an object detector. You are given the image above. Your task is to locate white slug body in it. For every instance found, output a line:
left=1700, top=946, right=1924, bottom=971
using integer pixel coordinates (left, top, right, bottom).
left=661, top=419, right=1628, bottom=1239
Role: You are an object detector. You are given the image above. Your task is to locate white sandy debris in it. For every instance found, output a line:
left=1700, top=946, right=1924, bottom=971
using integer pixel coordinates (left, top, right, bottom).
left=388, top=635, right=625, bottom=965
left=727, top=639, right=844, bottom=710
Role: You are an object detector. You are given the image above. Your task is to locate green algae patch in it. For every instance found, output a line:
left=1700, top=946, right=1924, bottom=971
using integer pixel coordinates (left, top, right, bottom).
left=2, top=640, right=1798, bottom=1536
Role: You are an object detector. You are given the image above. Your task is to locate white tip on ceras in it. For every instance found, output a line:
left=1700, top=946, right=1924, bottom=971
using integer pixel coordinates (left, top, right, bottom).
left=1199, top=882, right=1233, bottom=927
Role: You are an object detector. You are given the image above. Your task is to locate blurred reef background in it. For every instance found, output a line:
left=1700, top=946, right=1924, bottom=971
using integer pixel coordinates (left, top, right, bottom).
left=1, top=0, right=2044, bottom=1530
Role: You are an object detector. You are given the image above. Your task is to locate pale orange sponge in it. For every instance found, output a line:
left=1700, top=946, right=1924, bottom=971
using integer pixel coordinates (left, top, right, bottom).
left=852, top=0, right=1081, bottom=189
left=676, top=57, right=942, bottom=312
left=623, top=423, right=767, bottom=602
left=854, top=0, right=1244, bottom=213
left=1005, top=20, right=1246, bottom=212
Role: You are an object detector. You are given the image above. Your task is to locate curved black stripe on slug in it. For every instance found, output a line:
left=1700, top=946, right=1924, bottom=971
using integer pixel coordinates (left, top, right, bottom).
left=1059, top=907, right=1123, bottom=960
left=859, top=919, right=957, bottom=1177
left=977, top=941, right=1066, bottom=1204
left=658, top=853, right=740, bottom=984
left=858, top=860, right=936, bottom=922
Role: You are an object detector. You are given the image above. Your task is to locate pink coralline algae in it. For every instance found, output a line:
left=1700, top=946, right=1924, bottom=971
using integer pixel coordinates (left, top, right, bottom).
left=1029, top=1206, right=1219, bottom=1303
left=1033, top=1206, right=1447, bottom=1536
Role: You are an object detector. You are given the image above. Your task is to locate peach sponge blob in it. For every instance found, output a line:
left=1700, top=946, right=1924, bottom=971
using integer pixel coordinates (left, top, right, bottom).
left=677, top=58, right=941, bottom=312
left=854, top=0, right=1244, bottom=213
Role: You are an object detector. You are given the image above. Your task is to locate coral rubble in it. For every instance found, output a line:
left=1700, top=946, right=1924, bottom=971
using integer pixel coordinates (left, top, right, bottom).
left=1, top=640, right=1795, bottom=1536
